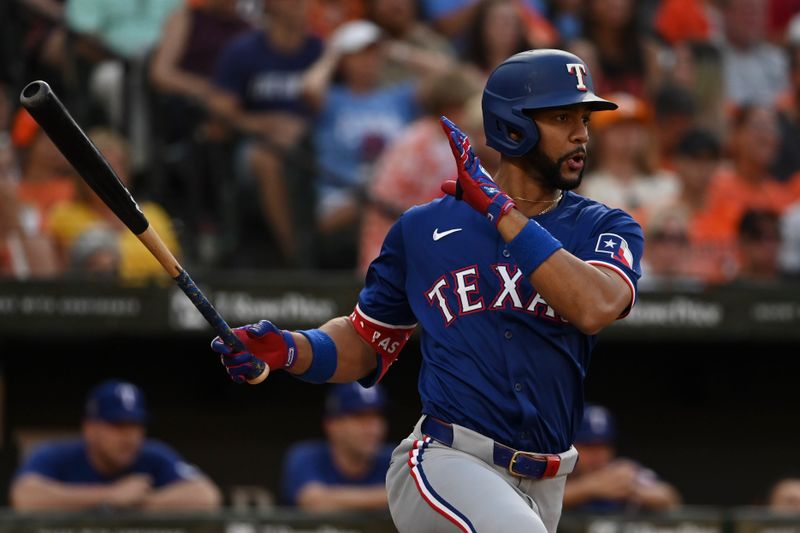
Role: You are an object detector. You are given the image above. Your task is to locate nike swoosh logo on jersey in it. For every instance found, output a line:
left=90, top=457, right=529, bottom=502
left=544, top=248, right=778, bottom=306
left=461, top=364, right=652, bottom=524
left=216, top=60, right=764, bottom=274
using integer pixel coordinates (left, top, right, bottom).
left=432, top=227, right=463, bottom=241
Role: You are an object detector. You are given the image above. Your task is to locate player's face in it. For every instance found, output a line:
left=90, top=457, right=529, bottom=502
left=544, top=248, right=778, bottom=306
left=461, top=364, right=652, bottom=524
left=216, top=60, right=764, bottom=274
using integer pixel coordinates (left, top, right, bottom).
left=526, top=105, right=591, bottom=190
left=340, top=44, right=383, bottom=89
left=325, top=411, right=387, bottom=462
left=573, top=442, right=614, bottom=474
left=770, top=480, right=800, bottom=512
left=84, top=421, right=145, bottom=473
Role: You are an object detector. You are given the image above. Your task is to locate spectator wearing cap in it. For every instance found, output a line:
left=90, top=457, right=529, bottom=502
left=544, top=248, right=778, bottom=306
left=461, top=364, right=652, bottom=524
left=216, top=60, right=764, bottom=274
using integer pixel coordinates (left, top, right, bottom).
left=301, top=19, right=427, bottom=268
left=10, top=380, right=221, bottom=511
left=563, top=405, right=681, bottom=513
left=357, top=67, right=482, bottom=273
left=281, top=382, right=392, bottom=511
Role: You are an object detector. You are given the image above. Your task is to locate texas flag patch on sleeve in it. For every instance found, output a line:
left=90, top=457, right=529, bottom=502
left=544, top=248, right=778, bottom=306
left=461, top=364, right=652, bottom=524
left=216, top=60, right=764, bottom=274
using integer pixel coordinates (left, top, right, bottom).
left=594, top=233, right=633, bottom=269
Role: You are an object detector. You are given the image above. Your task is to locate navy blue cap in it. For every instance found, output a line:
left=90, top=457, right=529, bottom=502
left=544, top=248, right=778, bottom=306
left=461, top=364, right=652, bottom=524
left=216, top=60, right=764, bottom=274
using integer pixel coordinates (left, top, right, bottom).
left=574, top=404, right=616, bottom=445
left=324, top=383, right=386, bottom=418
left=84, top=380, right=148, bottom=424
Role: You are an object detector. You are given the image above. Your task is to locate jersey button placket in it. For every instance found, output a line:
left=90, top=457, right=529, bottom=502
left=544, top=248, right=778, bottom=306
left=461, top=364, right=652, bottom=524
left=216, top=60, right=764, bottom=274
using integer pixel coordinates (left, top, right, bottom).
left=502, top=248, right=511, bottom=258
left=514, top=382, right=523, bottom=392
left=504, top=330, right=513, bottom=340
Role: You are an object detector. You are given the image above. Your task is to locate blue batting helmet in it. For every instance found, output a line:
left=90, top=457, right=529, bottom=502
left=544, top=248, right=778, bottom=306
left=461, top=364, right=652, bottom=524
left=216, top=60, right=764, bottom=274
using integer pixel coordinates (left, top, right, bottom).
left=482, top=49, right=618, bottom=157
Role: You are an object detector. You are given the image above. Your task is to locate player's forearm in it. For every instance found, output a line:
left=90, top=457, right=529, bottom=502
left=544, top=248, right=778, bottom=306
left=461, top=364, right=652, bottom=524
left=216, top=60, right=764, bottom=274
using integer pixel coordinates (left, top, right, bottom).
left=12, top=475, right=115, bottom=510
left=300, top=50, right=340, bottom=110
left=634, top=482, right=681, bottom=510
left=150, top=66, right=212, bottom=101
left=141, top=479, right=222, bottom=511
left=562, top=477, right=601, bottom=508
left=206, top=92, right=259, bottom=135
left=498, top=209, right=630, bottom=334
left=297, top=483, right=388, bottom=512
left=287, top=317, right=377, bottom=382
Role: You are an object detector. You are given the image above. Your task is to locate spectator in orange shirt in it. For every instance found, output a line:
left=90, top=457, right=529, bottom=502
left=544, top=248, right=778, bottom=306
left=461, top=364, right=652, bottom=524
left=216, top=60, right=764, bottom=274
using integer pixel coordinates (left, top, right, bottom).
left=706, top=105, right=800, bottom=238
left=12, top=109, right=76, bottom=223
left=648, top=128, right=735, bottom=283
left=0, top=132, right=59, bottom=279
left=644, top=128, right=737, bottom=285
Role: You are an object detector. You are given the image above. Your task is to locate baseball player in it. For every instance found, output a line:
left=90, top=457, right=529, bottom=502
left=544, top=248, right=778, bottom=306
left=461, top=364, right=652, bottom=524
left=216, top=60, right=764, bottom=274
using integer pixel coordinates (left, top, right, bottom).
left=212, top=49, right=643, bottom=532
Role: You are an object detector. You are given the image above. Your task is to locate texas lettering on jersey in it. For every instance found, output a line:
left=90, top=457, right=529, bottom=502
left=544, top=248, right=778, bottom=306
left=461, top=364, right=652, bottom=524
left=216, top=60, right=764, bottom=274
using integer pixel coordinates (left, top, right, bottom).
left=425, top=264, right=565, bottom=326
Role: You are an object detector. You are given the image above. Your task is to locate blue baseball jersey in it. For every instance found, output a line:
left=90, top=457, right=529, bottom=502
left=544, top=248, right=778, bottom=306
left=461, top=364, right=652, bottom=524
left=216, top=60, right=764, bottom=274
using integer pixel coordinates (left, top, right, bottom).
left=281, top=441, right=393, bottom=505
left=356, top=192, right=643, bottom=454
left=14, top=438, right=202, bottom=487
left=214, top=30, right=323, bottom=115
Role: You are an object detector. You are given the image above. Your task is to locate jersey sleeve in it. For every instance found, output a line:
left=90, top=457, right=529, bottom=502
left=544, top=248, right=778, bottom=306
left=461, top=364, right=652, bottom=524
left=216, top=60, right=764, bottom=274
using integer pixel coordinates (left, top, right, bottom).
left=13, top=443, right=68, bottom=480
left=574, top=208, right=644, bottom=317
left=213, top=37, right=248, bottom=97
left=352, top=217, right=417, bottom=386
left=280, top=442, right=323, bottom=506
left=139, top=441, right=203, bottom=488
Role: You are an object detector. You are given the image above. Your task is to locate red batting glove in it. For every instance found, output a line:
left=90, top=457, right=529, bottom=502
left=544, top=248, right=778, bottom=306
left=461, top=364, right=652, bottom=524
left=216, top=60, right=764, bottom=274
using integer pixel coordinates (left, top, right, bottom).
left=440, top=116, right=515, bottom=226
left=211, top=320, right=297, bottom=383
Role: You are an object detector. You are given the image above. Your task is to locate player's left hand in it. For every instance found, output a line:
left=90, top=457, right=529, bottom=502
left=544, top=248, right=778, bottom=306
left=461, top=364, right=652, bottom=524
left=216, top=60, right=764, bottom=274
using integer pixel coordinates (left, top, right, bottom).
left=211, top=320, right=297, bottom=383
left=440, top=116, right=516, bottom=226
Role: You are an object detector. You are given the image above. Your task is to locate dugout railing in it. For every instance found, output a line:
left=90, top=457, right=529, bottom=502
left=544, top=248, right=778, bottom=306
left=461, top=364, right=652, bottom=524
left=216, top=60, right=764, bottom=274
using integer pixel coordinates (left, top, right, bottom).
left=0, top=507, right=797, bottom=533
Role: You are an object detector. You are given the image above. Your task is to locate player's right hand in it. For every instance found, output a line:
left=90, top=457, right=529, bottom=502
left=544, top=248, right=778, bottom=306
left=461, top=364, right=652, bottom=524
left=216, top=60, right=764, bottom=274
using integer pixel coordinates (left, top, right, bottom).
left=211, top=320, right=297, bottom=384
left=106, top=474, right=152, bottom=508
left=439, top=115, right=516, bottom=226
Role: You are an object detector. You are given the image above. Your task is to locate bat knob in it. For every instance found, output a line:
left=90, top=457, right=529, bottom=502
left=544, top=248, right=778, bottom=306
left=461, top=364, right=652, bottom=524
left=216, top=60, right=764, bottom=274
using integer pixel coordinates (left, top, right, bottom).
left=246, top=362, right=270, bottom=385
left=20, top=81, right=52, bottom=109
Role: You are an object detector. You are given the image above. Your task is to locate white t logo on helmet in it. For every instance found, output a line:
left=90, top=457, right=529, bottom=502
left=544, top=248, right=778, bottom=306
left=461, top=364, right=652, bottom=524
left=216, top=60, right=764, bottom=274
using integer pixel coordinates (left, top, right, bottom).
left=566, top=63, right=588, bottom=92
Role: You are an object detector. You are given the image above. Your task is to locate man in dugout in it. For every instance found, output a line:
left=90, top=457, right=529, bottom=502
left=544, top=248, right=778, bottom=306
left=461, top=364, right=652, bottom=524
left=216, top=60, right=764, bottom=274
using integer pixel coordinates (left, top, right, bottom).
left=10, top=380, right=221, bottom=511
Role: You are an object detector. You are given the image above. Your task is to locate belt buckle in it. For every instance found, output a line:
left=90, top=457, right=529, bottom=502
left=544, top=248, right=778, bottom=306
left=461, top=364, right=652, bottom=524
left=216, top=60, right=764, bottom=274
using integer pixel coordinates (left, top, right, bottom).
left=508, top=451, right=561, bottom=479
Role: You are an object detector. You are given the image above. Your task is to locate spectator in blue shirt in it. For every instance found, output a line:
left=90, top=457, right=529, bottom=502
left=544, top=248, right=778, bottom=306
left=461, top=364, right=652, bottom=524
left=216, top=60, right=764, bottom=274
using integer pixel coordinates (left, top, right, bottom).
left=10, top=380, right=221, bottom=511
left=301, top=20, right=424, bottom=267
left=209, top=0, right=323, bottom=266
left=281, top=382, right=392, bottom=511
left=563, top=404, right=681, bottom=513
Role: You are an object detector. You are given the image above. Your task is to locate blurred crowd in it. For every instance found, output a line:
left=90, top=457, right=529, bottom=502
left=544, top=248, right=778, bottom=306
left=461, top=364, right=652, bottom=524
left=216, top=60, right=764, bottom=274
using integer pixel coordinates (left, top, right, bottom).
left=1, top=0, right=800, bottom=285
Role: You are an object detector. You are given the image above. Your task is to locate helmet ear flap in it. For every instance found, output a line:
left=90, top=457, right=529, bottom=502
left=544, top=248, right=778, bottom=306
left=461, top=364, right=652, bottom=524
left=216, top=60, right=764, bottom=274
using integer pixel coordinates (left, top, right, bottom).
left=483, top=102, right=540, bottom=157
left=503, top=116, right=540, bottom=154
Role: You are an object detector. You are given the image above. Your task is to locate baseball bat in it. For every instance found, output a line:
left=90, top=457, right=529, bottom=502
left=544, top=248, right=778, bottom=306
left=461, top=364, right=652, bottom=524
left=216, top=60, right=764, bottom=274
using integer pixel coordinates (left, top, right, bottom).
left=19, top=80, right=269, bottom=384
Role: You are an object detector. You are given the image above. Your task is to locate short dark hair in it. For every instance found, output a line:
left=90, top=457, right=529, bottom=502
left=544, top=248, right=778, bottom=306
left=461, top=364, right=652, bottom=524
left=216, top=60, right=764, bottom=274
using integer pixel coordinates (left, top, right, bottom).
left=738, top=209, right=781, bottom=241
left=654, top=84, right=697, bottom=118
left=675, top=128, right=721, bottom=159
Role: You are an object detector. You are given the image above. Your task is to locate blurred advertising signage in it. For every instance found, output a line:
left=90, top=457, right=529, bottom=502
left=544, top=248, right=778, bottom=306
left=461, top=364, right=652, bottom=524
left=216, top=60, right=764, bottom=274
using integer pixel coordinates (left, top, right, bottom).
left=169, top=289, right=340, bottom=331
